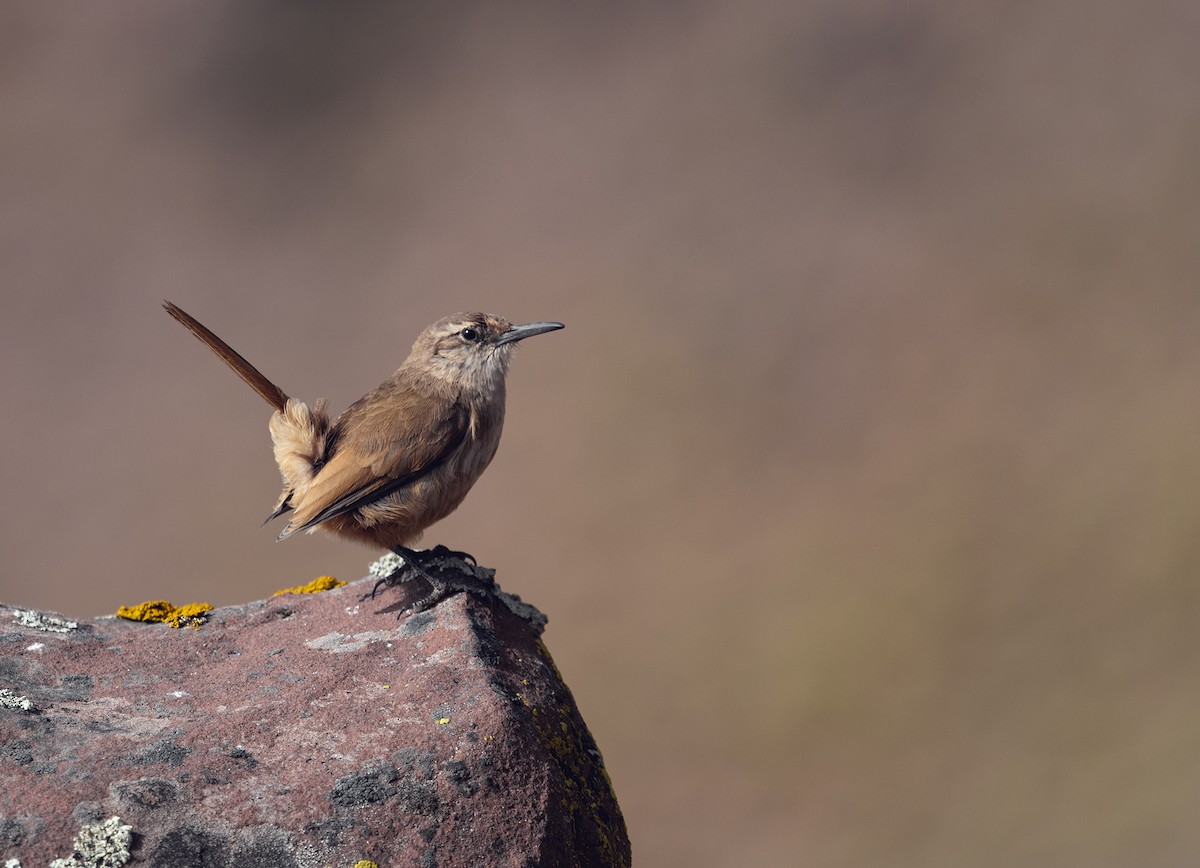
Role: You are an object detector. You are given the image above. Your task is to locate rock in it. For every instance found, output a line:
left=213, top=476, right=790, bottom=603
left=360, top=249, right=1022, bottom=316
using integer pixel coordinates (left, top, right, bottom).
left=0, top=571, right=630, bottom=867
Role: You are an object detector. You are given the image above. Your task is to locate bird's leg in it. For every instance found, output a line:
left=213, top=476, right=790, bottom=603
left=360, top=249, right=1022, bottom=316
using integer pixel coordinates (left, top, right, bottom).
left=387, top=545, right=441, bottom=585
left=387, top=544, right=479, bottom=576
left=364, top=546, right=446, bottom=598
left=366, top=545, right=495, bottom=617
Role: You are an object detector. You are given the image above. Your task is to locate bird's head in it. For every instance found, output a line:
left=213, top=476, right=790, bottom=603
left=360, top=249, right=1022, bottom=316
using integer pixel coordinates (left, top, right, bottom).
left=408, top=312, right=564, bottom=395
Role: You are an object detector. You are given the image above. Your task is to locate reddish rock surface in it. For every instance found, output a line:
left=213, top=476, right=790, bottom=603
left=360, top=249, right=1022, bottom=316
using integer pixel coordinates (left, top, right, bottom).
left=0, top=575, right=629, bottom=867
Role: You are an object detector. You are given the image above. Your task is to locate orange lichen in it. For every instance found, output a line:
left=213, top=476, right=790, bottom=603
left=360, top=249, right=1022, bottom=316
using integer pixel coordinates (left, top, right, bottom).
left=116, top=600, right=213, bottom=629
left=272, top=575, right=346, bottom=596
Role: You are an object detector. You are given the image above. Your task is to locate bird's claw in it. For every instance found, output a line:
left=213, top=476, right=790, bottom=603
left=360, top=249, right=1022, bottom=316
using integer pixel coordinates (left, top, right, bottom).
left=363, top=546, right=496, bottom=616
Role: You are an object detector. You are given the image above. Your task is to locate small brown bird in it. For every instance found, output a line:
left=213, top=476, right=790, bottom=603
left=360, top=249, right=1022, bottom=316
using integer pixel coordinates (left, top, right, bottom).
left=163, top=301, right=563, bottom=608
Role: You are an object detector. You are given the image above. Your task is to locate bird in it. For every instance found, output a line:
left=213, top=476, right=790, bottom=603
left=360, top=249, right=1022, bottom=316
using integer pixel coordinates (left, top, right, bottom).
left=163, top=301, right=563, bottom=611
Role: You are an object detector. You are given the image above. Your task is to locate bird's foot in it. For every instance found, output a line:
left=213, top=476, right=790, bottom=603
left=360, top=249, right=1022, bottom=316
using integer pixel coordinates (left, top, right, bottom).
left=364, top=546, right=495, bottom=616
left=403, top=579, right=454, bottom=614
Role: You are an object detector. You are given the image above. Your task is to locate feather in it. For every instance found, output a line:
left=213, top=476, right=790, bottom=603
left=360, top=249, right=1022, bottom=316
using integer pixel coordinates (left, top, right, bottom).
left=280, top=393, right=469, bottom=537
left=163, top=301, right=289, bottom=412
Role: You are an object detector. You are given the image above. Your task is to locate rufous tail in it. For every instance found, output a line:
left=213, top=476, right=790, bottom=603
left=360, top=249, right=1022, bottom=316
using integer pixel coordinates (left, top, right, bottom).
left=163, top=301, right=289, bottom=412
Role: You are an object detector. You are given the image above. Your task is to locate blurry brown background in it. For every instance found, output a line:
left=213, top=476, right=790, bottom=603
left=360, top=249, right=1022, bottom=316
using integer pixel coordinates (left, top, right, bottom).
left=3, top=2, right=1200, bottom=865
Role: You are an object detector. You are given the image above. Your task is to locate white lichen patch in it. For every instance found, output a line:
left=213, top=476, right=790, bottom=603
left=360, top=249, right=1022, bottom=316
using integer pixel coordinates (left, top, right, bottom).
left=12, top=608, right=78, bottom=633
left=410, top=646, right=459, bottom=668
left=368, top=551, right=407, bottom=580
left=0, top=688, right=35, bottom=712
left=49, top=816, right=132, bottom=868
left=306, top=628, right=408, bottom=653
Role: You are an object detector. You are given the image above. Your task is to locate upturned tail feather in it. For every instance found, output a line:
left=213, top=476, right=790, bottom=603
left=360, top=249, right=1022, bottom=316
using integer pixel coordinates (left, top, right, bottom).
left=163, top=301, right=289, bottom=412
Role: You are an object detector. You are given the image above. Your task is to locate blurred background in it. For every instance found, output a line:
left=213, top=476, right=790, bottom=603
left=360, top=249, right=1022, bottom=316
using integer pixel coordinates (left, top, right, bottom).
left=3, top=1, right=1200, bottom=864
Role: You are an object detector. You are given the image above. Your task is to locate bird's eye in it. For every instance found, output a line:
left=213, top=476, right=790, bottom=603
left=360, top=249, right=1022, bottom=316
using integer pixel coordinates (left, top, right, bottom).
left=460, top=327, right=479, bottom=342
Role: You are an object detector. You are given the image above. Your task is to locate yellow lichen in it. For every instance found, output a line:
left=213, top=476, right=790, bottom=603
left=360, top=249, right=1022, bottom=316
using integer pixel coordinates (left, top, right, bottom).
left=272, top=575, right=346, bottom=596
left=353, top=862, right=379, bottom=868
left=116, top=600, right=213, bottom=629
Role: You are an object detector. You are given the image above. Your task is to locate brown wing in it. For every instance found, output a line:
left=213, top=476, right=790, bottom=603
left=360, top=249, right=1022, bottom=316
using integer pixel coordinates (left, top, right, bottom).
left=278, top=385, right=467, bottom=538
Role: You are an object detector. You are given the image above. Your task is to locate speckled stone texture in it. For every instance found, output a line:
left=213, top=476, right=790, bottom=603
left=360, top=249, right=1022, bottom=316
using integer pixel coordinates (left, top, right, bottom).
left=0, top=578, right=629, bottom=867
